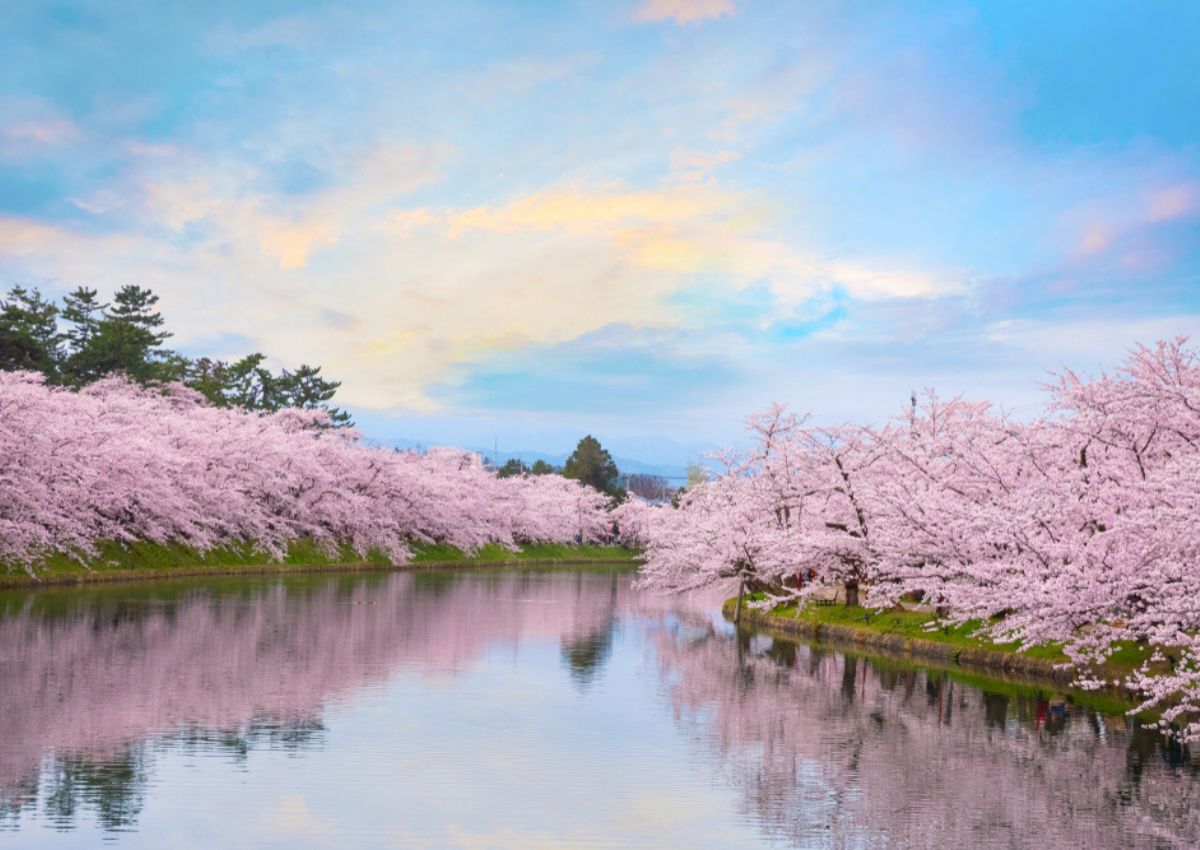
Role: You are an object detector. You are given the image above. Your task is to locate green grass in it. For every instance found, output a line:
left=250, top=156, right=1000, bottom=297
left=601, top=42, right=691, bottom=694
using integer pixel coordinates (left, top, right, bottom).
left=0, top=539, right=641, bottom=587
left=738, top=597, right=1156, bottom=716
left=409, top=541, right=640, bottom=564
left=749, top=597, right=1152, bottom=679
left=3, top=539, right=388, bottom=577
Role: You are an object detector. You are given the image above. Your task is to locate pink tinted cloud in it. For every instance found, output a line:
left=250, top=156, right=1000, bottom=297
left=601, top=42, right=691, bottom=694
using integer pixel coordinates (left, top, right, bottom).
left=1070, top=182, right=1199, bottom=260
left=3, top=118, right=80, bottom=145
left=1076, top=225, right=1111, bottom=257
left=1146, top=183, right=1198, bottom=223
left=633, top=0, right=735, bottom=25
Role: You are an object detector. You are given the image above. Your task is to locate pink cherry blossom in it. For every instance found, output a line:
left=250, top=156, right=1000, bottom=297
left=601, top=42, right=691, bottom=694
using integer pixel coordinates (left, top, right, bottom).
left=635, top=338, right=1200, bottom=740
left=0, top=373, right=612, bottom=573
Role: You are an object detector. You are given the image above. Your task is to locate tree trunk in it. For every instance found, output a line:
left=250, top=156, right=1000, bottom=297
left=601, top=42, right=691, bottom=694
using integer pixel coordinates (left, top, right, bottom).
left=734, top=576, right=746, bottom=624
left=843, top=579, right=859, bottom=608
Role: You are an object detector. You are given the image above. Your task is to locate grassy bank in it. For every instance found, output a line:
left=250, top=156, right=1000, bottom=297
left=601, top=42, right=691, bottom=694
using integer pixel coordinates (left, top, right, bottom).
left=729, top=597, right=1152, bottom=693
left=0, top=539, right=640, bottom=588
left=409, top=541, right=638, bottom=565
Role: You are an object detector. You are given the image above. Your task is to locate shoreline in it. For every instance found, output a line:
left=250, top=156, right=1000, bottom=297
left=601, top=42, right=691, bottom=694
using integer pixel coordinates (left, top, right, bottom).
left=0, top=546, right=640, bottom=590
left=726, top=601, right=1077, bottom=684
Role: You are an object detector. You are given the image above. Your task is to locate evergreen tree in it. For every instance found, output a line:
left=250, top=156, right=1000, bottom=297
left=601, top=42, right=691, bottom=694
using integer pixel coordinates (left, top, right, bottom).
left=0, top=286, right=62, bottom=378
left=563, top=435, right=624, bottom=499
left=222, top=353, right=278, bottom=410
left=0, top=283, right=353, bottom=425
left=182, top=356, right=230, bottom=406
left=83, top=285, right=175, bottom=383
left=277, top=364, right=352, bottom=426
left=528, top=459, right=556, bottom=475
left=60, top=287, right=108, bottom=385
left=497, top=458, right=527, bottom=478
left=182, top=355, right=352, bottom=426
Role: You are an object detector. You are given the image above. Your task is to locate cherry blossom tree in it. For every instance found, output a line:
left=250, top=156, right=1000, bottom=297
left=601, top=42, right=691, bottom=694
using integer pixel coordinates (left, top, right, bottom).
left=634, top=455, right=794, bottom=621
left=636, top=405, right=893, bottom=611
left=0, top=373, right=614, bottom=574
left=634, top=338, right=1200, bottom=740
left=867, top=343, right=1200, bottom=739
left=755, top=415, right=888, bottom=607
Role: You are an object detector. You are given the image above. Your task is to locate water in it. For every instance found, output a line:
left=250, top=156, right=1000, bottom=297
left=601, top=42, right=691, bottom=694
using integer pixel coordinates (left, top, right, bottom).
left=0, top=567, right=1196, bottom=849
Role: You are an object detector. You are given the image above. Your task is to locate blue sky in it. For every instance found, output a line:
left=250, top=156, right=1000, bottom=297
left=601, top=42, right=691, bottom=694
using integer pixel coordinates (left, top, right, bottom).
left=2, top=0, right=1198, bottom=457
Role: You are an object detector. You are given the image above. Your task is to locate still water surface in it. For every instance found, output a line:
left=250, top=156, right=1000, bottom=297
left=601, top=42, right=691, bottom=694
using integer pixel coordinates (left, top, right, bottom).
left=0, top=568, right=1196, bottom=848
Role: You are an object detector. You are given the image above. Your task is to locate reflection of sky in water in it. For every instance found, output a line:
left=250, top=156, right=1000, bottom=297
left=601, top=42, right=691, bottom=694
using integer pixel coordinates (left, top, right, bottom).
left=113, top=645, right=766, bottom=850
left=0, top=569, right=1196, bottom=849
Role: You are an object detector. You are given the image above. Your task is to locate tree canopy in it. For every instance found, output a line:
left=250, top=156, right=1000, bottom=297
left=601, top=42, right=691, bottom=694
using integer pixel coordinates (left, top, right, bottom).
left=496, top=458, right=527, bottom=478
left=1, top=372, right=614, bottom=572
left=630, top=337, right=1200, bottom=743
left=563, top=435, right=624, bottom=500
left=0, top=285, right=350, bottom=425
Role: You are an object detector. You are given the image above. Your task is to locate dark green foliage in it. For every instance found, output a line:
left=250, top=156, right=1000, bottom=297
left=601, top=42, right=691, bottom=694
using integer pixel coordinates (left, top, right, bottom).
left=0, top=286, right=63, bottom=378
left=75, top=285, right=174, bottom=384
left=563, top=435, right=625, bottom=500
left=281, top=363, right=348, bottom=422
left=184, top=354, right=350, bottom=423
left=59, top=287, right=107, bottom=383
left=220, top=352, right=277, bottom=409
left=60, top=287, right=104, bottom=348
left=181, top=356, right=229, bottom=405
left=497, top=458, right=527, bottom=478
left=278, top=364, right=351, bottom=426
left=499, top=458, right=559, bottom=477
left=1, top=284, right=351, bottom=425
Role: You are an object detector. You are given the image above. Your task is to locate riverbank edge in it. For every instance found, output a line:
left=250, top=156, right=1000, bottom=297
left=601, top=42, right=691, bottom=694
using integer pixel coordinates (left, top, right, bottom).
left=0, top=550, right=640, bottom=590
left=725, top=600, right=1077, bottom=684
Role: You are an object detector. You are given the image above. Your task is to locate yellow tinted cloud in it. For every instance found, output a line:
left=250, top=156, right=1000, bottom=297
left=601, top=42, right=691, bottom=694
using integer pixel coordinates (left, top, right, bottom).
left=259, top=221, right=338, bottom=270
left=449, top=182, right=953, bottom=306
left=452, top=184, right=731, bottom=235
left=136, top=141, right=446, bottom=269
left=0, top=157, right=954, bottom=413
left=0, top=216, right=64, bottom=254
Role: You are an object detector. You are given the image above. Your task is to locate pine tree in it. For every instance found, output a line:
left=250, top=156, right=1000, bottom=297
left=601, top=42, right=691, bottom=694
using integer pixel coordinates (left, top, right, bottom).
left=0, top=286, right=62, bottom=379
left=223, top=353, right=278, bottom=410
left=278, top=364, right=352, bottom=426
left=60, top=287, right=108, bottom=385
left=563, top=435, right=624, bottom=499
left=83, top=285, right=175, bottom=383
left=1, top=283, right=353, bottom=426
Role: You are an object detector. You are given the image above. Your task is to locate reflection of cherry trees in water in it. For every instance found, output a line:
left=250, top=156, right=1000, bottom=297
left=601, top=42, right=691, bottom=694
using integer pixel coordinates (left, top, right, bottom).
left=0, top=570, right=631, bottom=831
left=7, top=573, right=1199, bottom=844
left=653, top=618, right=1200, bottom=850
